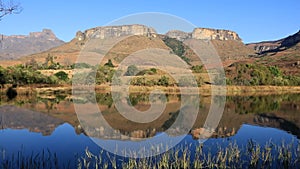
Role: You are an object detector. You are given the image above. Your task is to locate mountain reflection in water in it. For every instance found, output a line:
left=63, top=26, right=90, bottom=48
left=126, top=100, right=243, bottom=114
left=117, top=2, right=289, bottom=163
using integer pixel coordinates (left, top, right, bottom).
left=0, top=93, right=299, bottom=140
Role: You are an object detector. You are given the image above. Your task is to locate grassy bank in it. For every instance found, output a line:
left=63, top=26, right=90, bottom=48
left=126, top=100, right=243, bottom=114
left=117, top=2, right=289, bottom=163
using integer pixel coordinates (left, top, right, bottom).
left=2, top=84, right=300, bottom=97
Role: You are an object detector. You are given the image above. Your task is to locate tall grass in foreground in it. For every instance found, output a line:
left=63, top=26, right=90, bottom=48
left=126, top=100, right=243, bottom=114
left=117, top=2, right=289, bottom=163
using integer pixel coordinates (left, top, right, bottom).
left=78, top=140, right=300, bottom=169
left=1, top=140, right=300, bottom=169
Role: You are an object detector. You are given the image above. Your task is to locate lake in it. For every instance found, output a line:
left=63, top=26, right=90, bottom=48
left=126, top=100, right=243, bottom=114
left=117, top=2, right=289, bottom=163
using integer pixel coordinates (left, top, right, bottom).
left=0, top=92, right=299, bottom=168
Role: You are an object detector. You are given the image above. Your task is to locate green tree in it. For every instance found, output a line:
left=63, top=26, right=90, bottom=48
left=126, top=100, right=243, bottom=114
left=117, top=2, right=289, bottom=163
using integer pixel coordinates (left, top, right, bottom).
left=125, top=65, right=138, bottom=76
left=54, top=71, right=69, bottom=81
left=104, top=59, right=114, bottom=67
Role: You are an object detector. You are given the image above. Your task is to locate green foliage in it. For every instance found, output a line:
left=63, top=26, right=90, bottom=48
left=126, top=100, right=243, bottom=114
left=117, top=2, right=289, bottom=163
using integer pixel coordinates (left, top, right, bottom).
left=150, top=68, right=157, bottom=73
left=136, top=68, right=157, bottom=76
left=163, top=37, right=190, bottom=64
left=2, top=66, right=58, bottom=85
left=54, top=71, right=69, bottom=81
left=71, top=62, right=93, bottom=69
left=229, top=63, right=299, bottom=86
left=96, top=93, right=113, bottom=107
left=157, top=76, right=170, bottom=87
left=104, top=59, right=114, bottom=67
left=269, top=66, right=282, bottom=77
left=130, top=75, right=174, bottom=87
left=0, top=66, right=7, bottom=87
left=191, top=65, right=204, bottom=73
left=96, top=66, right=115, bottom=84
left=125, top=65, right=138, bottom=76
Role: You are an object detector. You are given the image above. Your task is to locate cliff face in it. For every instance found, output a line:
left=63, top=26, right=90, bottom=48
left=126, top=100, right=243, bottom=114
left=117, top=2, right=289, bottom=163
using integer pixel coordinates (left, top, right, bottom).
left=192, top=28, right=241, bottom=41
left=166, top=28, right=242, bottom=41
left=0, top=29, right=64, bottom=60
left=246, top=41, right=281, bottom=54
left=76, top=24, right=157, bottom=41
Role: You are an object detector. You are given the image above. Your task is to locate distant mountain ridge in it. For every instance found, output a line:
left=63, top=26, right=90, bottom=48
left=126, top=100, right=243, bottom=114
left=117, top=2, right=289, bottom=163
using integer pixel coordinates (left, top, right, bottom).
left=247, top=30, right=300, bottom=54
left=0, top=29, right=64, bottom=60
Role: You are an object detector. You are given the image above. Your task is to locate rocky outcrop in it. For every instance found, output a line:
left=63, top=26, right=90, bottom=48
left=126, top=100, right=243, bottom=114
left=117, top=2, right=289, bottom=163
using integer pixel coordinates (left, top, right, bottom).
left=0, top=29, right=64, bottom=60
left=76, top=24, right=157, bottom=41
left=165, top=28, right=242, bottom=41
left=192, top=28, right=242, bottom=41
left=165, top=30, right=192, bottom=41
left=247, top=30, right=300, bottom=54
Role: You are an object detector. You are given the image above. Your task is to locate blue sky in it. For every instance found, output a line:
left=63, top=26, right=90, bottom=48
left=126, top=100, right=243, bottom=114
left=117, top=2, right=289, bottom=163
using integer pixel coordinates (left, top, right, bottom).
left=0, top=0, right=299, bottom=43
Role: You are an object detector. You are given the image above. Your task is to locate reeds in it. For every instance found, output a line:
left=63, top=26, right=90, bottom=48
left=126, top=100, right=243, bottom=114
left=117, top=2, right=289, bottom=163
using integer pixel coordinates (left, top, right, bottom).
left=1, top=139, right=299, bottom=169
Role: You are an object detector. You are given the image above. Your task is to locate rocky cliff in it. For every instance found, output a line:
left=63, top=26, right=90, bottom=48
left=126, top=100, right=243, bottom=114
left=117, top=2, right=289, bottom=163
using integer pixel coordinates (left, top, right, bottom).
left=166, top=28, right=242, bottom=41
left=192, top=28, right=241, bottom=41
left=75, top=24, right=157, bottom=41
left=0, top=29, right=64, bottom=60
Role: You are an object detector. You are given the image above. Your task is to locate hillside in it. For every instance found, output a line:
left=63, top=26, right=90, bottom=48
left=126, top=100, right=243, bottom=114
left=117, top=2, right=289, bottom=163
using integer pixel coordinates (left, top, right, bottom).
left=0, top=29, right=64, bottom=60
left=245, top=30, right=300, bottom=75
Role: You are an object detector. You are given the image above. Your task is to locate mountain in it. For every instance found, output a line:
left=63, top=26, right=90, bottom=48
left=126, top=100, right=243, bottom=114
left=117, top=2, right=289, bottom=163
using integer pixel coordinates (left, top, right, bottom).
left=165, top=28, right=255, bottom=62
left=0, top=29, right=64, bottom=60
left=246, top=30, right=300, bottom=75
left=247, top=30, right=300, bottom=54
left=0, top=105, right=64, bottom=136
left=0, top=25, right=255, bottom=67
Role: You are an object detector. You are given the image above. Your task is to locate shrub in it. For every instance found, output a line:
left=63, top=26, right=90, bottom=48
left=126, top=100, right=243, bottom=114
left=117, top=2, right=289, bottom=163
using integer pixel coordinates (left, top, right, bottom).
left=192, top=65, right=203, bottom=73
left=125, top=65, right=138, bottom=76
left=158, top=76, right=170, bottom=87
left=104, top=59, right=114, bottom=67
left=54, top=71, right=69, bottom=81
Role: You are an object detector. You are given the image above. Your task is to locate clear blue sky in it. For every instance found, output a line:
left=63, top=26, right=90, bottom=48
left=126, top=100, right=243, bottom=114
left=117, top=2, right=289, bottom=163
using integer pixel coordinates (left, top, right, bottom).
left=1, top=0, right=299, bottom=43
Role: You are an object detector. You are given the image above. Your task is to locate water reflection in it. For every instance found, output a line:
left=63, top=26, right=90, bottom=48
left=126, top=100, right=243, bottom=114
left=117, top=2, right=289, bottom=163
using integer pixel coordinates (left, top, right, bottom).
left=0, top=93, right=299, bottom=140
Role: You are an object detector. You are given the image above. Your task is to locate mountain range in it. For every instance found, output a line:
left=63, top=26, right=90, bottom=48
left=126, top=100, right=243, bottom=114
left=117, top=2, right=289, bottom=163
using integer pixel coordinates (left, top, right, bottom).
left=0, top=25, right=299, bottom=75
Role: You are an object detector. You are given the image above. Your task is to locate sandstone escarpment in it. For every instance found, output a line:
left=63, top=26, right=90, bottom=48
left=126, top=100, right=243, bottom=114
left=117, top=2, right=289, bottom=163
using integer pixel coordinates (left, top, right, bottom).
left=192, top=28, right=241, bottom=41
left=76, top=24, right=157, bottom=41
left=166, top=28, right=242, bottom=41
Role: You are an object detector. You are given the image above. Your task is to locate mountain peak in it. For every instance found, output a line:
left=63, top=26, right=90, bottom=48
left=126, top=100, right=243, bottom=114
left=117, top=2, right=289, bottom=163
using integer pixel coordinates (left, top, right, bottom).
left=0, top=29, right=64, bottom=60
left=29, top=29, right=59, bottom=41
left=75, top=24, right=157, bottom=41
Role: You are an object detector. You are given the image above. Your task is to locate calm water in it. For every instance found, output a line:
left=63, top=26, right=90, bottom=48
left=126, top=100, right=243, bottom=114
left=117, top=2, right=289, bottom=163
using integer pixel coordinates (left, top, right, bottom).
left=0, top=93, right=299, bottom=167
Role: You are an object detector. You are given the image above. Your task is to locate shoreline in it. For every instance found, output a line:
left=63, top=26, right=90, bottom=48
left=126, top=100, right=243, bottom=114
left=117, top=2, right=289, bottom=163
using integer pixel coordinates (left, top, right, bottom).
left=1, top=84, right=300, bottom=96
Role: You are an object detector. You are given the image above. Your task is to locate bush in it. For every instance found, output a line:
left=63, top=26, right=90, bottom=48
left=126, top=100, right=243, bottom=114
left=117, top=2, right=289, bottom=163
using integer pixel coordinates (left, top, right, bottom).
left=157, top=76, right=170, bottom=87
left=104, top=59, right=114, bottom=67
left=192, top=65, right=203, bottom=73
left=125, top=65, right=138, bottom=76
left=96, top=66, right=115, bottom=84
left=54, top=71, right=69, bottom=81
